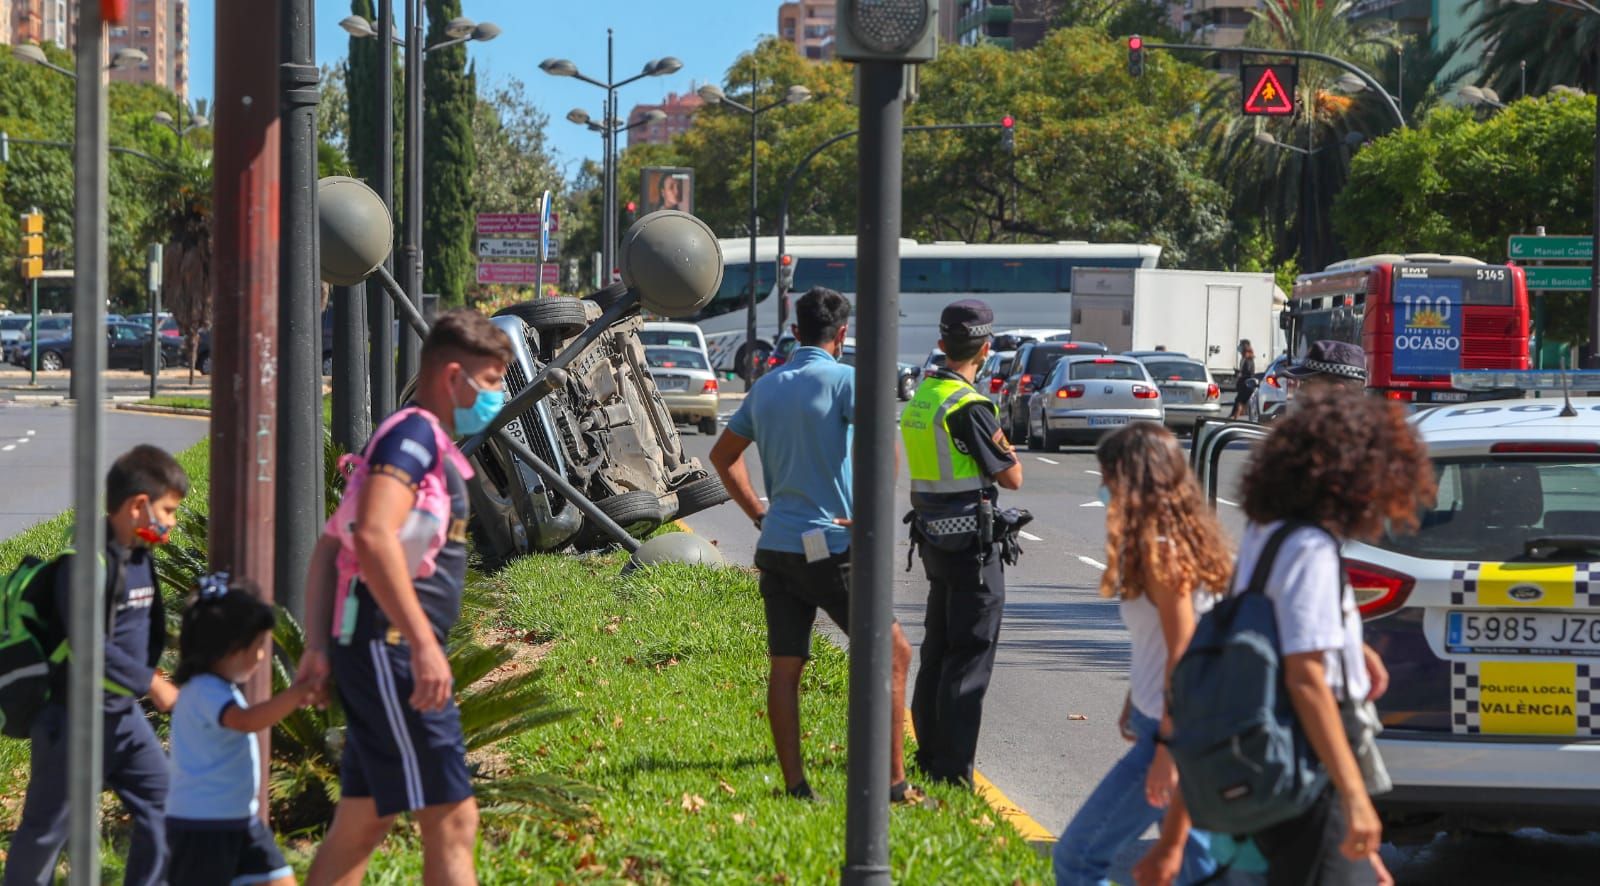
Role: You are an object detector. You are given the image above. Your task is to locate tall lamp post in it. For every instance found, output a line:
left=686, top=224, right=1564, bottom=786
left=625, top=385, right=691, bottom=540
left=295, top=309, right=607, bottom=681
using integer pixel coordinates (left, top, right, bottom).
left=1513, top=0, right=1600, bottom=365
left=540, top=35, right=682, bottom=282
left=1253, top=129, right=1365, bottom=274
left=565, top=107, right=666, bottom=273
left=342, top=10, right=500, bottom=387
left=697, top=77, right=812, bottom=382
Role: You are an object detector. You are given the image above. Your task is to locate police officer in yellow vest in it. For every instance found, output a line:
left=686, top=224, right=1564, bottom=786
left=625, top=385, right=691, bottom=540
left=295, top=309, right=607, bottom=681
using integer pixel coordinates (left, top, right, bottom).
left=902, top=299, right=1023, bottom=786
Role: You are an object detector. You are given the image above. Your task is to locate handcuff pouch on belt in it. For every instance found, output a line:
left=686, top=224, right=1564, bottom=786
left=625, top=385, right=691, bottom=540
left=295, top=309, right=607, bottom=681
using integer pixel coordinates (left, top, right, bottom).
left=904, top=498, right=1034, bottom=569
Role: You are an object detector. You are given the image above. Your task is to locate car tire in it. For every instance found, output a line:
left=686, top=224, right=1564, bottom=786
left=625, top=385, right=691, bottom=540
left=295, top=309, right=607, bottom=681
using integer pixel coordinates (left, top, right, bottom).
left=592, top=490, right=667, bottom=540
left=1011, top=410, right=1028, bottom=446
left=1043, top=428, right=1064, bottom=452
left=497, top=299, right=590, bottom=344
left=143, top=351, right=166, bottom=374
left=200, top=352, right=213, bottom=375
left=898, top=375, right=916, bottom=401
left=697, top=416, right=718, bottom=436
left=673, top=474, right=731, bottom=520
left=39, top=350, right=63, bottom=372
left=584, top=282, right=631, bottom=316
left=1026, top=414, right=1044, bottom=451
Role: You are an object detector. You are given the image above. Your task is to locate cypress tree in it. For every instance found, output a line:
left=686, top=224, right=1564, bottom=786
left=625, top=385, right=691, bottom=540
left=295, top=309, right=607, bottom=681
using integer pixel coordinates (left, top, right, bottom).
left=422, top=0, right=476, bottom=304
left=345, top=0, right=380, bottom=187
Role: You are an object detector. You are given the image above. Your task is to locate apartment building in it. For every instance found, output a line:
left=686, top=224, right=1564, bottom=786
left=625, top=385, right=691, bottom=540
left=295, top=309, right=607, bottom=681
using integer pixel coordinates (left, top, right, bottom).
left=779, top=0, right=836, bottom=60
left=626, top=90, right=706, bottom=148
left=9, top=0, right=187, bottom=98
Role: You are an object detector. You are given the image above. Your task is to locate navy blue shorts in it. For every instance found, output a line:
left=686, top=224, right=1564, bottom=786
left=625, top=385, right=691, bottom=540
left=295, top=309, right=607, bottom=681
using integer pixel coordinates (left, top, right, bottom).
left=332, top=635, right=474, bottom=817
left=166, top=817, right=291, bottom=886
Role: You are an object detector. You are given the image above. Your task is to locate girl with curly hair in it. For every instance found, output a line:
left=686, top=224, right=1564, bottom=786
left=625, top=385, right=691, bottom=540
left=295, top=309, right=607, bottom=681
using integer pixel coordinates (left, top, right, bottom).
left=1150, top=388, right=1434, bottom=886
left=1053, top=422, right=1234, bottom=886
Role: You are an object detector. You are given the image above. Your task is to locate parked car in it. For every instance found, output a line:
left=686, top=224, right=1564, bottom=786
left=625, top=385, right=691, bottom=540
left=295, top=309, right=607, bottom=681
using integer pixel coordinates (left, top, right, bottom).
left=1024, top=355, right=1163, bottom=450
left=0, top=315, right=29, bottom=362
left=998, top=340, right=1110, bottom=442
left=468, top=292, right=729, bottom=560
left=921, top=348, right=947, bottom=375
left=1246, top=354, right=1292, bottom=423
left=196, top=310, right=334, bottom=375
left=897, top=362, right=919, bottom=401
left=644, top=345, right=720, bottom=435
left=9, top=321, right=182, bottom=372
left=1135, top=355, right=1222, bottom=433
left=978, top=350, right=1017, bottom=404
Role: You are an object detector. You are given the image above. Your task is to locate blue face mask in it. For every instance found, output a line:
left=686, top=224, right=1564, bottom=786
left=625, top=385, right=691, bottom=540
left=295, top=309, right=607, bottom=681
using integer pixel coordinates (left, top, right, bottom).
left=453, top=372, right=505, bottom=436
left=1097, top=484, right=1112, bottom=506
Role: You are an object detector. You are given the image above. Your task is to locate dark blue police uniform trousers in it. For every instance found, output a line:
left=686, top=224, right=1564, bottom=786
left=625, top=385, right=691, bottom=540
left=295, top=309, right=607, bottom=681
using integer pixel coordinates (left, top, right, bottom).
left=3, top=703, right=169, bottom=886
left=910, top=540, right=1006, bottom=786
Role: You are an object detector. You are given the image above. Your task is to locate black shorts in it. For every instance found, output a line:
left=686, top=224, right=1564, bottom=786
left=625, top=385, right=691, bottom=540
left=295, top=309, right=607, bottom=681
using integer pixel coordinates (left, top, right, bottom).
left=167, top=817, right=291, bottom=886
left=754, top=548, right=853, bottom=659
left=332, top=635, right=474, bottom=817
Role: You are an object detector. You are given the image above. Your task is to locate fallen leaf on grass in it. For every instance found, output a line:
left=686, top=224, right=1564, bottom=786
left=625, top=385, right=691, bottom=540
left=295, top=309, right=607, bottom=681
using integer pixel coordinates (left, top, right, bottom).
left=971, top=813, right=994, bottom=829
left=612, top=715, right=625, bottom=729
left=680, top=793, right=707, bottom=814
left=731, top=812, right=749, bottom=825
left=718, top=778, right=736, bottom=796
left=1068, top=713, right=1088, bottom=721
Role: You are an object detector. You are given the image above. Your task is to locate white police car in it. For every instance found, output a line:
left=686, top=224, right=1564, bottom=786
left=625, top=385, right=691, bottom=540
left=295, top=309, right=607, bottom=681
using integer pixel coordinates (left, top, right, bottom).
left=1346, top=372, right=1600, bottom=836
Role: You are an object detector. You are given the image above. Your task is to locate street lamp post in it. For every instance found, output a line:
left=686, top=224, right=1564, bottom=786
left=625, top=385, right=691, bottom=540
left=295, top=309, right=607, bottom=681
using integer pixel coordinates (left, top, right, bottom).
left=1254, top=129, right=1365, bottom=273
left=698, top=76, right=812, bottom=383
left=541, top=36, right=682, bottom=282
left=1514, top=0, right=1600, bottom=364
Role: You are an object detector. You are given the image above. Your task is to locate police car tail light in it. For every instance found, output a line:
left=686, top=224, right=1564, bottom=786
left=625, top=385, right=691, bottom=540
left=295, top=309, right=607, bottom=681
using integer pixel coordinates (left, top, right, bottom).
left=1490, top=441, right=1600, bottom=455
left=1206, top=383, right=1220, bottom=400
left=1348, top=560, right=1414, bottom=619
left=1132, top=384, right=1159, bottom=400
left=1384, top=390, right=1415, bottom=402
left=702, top=379, right=719, bottom=393
left=989, top=376, right=1005, bottom=393
left=1056, top=384, right=1085, bottom=399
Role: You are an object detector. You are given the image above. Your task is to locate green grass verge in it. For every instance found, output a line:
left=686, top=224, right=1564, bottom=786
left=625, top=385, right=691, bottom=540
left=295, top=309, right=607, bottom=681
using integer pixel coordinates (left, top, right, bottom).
left=138, top=395, right=212, bottom=411
left=353, top=553, right=1050, bottom=884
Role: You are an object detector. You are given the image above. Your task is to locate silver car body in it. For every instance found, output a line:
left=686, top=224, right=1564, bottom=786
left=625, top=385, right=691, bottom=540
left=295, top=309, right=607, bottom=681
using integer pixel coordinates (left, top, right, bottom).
left=1248, top=355, right=1292, bottom=423
left=645, top=345, right=720, bottom=432
left=1137, top=356, right=1223, bottom=432
left=1027, top=355, right=1163, bottom=449
left=977, top=350, right=1016, bottom=404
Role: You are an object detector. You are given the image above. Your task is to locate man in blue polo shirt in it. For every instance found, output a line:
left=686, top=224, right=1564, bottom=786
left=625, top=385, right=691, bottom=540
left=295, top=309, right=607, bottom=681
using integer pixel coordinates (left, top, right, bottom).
left=710, top=287, right=917, bottom=804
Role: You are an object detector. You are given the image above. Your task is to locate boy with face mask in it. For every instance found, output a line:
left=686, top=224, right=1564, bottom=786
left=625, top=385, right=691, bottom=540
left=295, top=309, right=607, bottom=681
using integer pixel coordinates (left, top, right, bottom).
left=5, top=445, right=189, bottom=886
left=297, top=308, right=511, bottom=886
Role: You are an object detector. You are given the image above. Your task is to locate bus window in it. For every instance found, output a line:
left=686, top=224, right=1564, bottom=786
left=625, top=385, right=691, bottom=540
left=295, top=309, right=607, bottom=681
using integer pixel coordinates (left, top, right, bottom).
left=968, top=259, right=1057, bottom=293
left=794, top=258, right=856, bottom=293
left=903, top=258, right=968, bottom=292
left=693, top=262, right=776, bottom=321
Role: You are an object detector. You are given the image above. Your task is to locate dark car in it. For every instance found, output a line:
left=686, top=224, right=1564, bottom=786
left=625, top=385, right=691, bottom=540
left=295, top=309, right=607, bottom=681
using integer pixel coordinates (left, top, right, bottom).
left=998, top=340, right=1110, bottom=442
left=9, top=321, right=182, bottom=372
left=196, top=309, right=334, bottom=375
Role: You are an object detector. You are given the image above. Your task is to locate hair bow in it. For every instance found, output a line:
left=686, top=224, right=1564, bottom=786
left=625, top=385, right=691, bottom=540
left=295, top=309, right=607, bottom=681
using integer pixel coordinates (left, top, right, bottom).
left=197, top=571, right=232, bottom=601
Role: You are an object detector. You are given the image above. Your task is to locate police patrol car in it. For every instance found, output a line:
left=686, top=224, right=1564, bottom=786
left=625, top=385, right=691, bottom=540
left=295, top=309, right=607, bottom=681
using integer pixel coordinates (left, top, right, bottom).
left=1348, top=371, right=1600, bottom=835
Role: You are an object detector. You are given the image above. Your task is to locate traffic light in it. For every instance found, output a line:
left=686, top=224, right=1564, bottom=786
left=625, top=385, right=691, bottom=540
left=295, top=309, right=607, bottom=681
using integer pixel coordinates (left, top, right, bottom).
left=778, top=254, right=795, bottom=290
left=19, top=210, right=42, bottom=280
left=1000, top=115, right=1015, bottom=154
left=835, top=0, right=938, bottom=63
left=1128, top=35, right=1144, bottom=79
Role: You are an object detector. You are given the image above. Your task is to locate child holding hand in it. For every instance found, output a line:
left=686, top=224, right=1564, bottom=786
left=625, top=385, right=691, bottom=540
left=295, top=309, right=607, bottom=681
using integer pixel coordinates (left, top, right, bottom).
left=166, top=573, right=318, bottom=886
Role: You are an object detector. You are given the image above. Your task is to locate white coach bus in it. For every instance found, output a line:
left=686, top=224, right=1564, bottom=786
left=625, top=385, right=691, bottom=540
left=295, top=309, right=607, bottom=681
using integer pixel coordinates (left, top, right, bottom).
left=689, top=236, right=1163, bottom=375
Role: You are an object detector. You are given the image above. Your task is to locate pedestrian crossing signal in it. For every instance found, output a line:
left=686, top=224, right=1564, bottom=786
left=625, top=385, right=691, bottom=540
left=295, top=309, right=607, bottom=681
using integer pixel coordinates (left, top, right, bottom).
left=1242, top=64, right=1297, bottom=116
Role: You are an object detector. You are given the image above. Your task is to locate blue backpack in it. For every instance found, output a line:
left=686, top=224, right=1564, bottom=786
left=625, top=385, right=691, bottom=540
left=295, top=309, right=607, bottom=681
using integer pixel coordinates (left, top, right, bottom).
left=1166, top=521, right=1331, bottom=835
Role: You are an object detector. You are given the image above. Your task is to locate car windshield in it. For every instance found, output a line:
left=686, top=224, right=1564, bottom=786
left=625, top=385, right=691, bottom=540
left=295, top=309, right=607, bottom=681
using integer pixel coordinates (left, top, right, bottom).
left=644, top=347, right=708, bottom=371
left=1025, top=344, right=1104, bottom=376
left=638, top=329, right=701, bottom=349
left=927, top=352, right=947, bottom=369
left=1, top=317, right=28, bottom=331
left=1377, top=458, right=1600, bottom=562
left=1146, top=361, right=1207, bottom=381
left=1069, top=360, right=1146, bottom=381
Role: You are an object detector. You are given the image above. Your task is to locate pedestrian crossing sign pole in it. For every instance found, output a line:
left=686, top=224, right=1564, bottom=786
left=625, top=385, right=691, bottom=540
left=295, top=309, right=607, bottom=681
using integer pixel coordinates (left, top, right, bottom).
left=20, top=208, right=43, bottom=385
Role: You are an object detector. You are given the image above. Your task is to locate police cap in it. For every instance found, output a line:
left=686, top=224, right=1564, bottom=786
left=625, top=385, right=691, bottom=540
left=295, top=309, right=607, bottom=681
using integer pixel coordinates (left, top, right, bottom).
left=939, top=299, right=994, bottom=341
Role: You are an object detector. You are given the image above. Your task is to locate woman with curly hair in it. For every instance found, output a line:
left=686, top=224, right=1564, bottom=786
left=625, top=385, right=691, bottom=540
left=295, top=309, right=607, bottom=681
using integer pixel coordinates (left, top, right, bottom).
left=1053, top=422, right=1233, bottom=886
left=1151, top=388, right=1433, bottom=886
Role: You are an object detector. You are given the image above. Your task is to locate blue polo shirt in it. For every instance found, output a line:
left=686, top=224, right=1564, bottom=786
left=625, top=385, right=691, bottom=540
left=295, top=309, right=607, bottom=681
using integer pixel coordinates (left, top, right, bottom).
left=727, top=346, right=855, bottom=555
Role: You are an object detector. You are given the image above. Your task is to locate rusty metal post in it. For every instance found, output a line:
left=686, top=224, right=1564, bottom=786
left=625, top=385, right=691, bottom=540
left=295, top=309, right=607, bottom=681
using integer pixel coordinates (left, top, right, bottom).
left=212, top=0, right=281, bottom=818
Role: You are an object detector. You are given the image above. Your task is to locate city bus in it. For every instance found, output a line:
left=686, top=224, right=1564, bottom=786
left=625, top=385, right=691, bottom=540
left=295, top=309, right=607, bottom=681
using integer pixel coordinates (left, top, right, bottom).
left=684, top=236, right=1163, bottom=374
left=1287, top=254, right=1530, bottom=404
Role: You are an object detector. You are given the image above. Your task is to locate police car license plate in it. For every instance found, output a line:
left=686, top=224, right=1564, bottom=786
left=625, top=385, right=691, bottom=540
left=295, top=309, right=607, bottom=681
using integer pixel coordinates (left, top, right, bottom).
left=1446, top=610, right=1600, bottom=656
left=1087, top=416, right=1129, bottom=427
left=1160, top=386, right=1191, bottom=403
left=1430, top=391, right=1469, bottom=403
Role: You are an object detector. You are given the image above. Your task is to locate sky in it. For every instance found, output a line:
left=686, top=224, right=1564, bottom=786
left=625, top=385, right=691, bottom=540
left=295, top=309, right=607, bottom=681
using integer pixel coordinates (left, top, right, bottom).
left=187, top=1, right=776, bottom=178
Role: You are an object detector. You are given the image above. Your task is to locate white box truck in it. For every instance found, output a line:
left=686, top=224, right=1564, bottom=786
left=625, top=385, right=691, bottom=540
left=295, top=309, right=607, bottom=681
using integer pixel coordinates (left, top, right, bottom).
left=1068, top=267, right=1283, bottom=385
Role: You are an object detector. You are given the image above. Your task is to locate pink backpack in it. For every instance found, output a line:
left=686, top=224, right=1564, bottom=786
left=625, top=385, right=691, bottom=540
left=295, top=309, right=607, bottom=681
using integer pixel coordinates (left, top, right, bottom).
left=325, top=406, right=475, bottom=639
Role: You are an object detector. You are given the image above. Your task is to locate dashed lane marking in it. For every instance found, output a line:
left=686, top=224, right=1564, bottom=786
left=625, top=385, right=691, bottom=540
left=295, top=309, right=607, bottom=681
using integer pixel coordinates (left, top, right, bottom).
left=1078, top=556, right=1107, bottom=571
left=1079, top=501, right=1104, bottom=508
left=1, top=445, right=13, bottom=452
left=1217, top=497, right=1240, bottom=507
left=1019, top=531, right=1042, bottom=542
left=1085, top=470, right=1101, bottom=476
left=1035, top=456, right=1059, bottom=465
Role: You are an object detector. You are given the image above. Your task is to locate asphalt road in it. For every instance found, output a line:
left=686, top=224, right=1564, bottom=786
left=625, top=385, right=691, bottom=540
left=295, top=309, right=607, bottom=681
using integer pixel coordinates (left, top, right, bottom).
left=0, top=403, right=210, bottom=539
left=678, top=401, right=1600, bottom=883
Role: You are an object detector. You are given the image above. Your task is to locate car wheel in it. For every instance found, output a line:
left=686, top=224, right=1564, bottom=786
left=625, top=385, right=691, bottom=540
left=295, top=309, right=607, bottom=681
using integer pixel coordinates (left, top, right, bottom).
left=1026, top=412, right=1044, bottom=450
left=673, top=474, right=731, bottom=520
left=200, top=353, right=213, bottom=375
left=592, top=490, right=668, bottom=541
left=584, top=282, right=632, bottom=315
left=697, top=416, right=718, bottom=436
left=1043, top=428, right=1064, bottom=452
left=898, top=375, right=916, bottom=401
left=496, top=298, right=590, bottom=344
left=39, top=350, right=63, bottom=372
left=1011, top=410, right=1028, bottom=446
left=143, top=351, right=165, bottom=374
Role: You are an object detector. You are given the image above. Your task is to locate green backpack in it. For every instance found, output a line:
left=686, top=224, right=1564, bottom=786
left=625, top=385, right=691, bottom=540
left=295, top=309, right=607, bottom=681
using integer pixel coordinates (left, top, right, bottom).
left=0, top=556, right=64, bottom=739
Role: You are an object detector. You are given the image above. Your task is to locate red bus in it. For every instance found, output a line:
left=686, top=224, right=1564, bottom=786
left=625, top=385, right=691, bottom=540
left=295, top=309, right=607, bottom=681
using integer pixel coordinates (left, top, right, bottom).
left=1288, top=254, right=1530, bottom=404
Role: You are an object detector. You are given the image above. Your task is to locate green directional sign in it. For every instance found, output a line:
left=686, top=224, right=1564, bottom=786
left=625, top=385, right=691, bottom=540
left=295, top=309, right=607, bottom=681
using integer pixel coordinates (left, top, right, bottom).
left=1525, top=266, right=1592, bottom=291
left=1508, top=235, right=1593, bottom=261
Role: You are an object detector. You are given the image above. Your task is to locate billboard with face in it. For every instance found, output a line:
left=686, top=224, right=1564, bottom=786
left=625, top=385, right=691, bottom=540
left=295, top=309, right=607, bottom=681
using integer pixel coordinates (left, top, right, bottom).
left=641, top=167, right=694, bottom=215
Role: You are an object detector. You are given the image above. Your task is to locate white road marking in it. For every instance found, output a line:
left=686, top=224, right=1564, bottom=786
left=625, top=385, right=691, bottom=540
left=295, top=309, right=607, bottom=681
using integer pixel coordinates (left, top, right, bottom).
left=1078, top=556, right=1107, bottom=571
left=759, top=497, right=769, bottom=502
left=14, top=437, right=28, bottom=444
left=1019, top=530, right=1042, bottom=542
left=25, top=429, right=36, bottom=436
left=2, top=445, right=14, bottom=452
left=1085, top=470, right=1101, bottom=476
left=1035, top=456, right=1059, bottom=465
left=1217, top=497, right=1239, bottom=507
left=1080, top=501, right=1104, bottom=508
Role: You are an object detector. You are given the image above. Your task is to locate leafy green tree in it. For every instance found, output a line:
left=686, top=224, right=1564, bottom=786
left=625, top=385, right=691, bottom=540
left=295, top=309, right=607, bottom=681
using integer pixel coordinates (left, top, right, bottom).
left=421, top=0, right=476, bottom=305
left=1467, top=0, right=1599, bottom=100
left=1054, top=0, right=1180, bottom=41
left=471, top=75, right=563, bottom=216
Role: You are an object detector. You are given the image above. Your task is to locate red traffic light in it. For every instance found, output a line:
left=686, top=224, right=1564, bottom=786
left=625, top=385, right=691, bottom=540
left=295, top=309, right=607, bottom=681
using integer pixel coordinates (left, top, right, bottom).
left=1128, top=36, right=1143, bottom=51
left=625, top=201, right=638, bottom=213
left=780, top=254, right=794, bottom=267
left=1001, top=115, right=1015, bottom=129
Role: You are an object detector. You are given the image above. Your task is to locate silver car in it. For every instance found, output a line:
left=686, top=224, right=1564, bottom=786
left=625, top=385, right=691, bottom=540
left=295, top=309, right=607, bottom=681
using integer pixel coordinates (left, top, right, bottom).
left=1136, top=356, right=1222, bottom=433
left=978, top=350, right=1016, bottom=404
left=1026, top=355, right=1163, bottom=450
left=645, top=345, right=720, bottom=436
left=1247, top=355, right=1292, bottom=423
